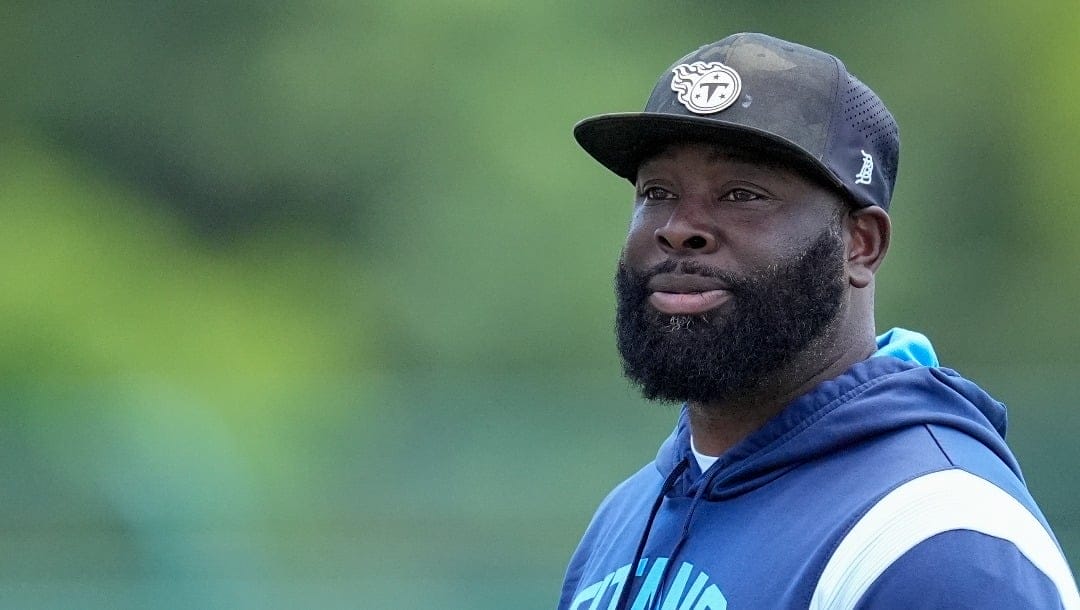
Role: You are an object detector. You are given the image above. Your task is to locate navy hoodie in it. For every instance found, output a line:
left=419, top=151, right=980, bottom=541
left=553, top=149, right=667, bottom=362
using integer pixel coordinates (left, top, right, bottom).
left=559, top=329, right=1079, bottom=609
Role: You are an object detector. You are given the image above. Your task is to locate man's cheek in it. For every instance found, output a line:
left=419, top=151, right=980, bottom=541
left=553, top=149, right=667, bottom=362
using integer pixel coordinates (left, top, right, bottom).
left=623, top=220, right=659, bottom=262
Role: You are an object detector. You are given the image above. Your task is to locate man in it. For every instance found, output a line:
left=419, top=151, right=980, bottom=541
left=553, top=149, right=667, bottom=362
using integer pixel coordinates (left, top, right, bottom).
left=559, top=33, right=1079, bottom=610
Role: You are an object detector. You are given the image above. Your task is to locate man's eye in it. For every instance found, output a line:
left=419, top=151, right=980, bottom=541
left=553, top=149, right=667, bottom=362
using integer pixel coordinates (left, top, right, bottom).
left=639, top=186, right=674, bottom=201
left=724, top=188, right=762, bottom=202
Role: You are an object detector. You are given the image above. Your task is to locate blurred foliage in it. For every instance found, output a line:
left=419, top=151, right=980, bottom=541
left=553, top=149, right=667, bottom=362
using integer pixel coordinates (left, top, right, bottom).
left=0, top=1, right=1077, bottom=608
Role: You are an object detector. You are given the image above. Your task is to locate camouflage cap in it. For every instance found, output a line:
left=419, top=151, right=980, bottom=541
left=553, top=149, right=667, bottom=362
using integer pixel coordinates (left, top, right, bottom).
left=574, top=32, right=899, bottom=210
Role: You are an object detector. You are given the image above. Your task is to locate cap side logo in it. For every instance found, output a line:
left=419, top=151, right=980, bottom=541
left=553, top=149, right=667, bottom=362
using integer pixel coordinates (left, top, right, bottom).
left=854, top=150, right=874, bottom=185
left=670, top=61, right=742, bottom=114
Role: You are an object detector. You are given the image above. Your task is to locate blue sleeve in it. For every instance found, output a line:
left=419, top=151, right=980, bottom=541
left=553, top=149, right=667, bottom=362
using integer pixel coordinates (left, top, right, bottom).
left=854, top=530, right=1064, bottom=609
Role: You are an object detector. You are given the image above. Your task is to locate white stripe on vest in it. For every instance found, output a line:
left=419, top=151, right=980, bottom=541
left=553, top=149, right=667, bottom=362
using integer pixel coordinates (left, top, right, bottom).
left=809, top=468, right=1080, bottom=610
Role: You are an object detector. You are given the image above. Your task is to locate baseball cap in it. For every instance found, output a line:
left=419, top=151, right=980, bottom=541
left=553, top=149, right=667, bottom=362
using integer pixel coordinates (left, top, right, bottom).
left=574, top=33, right=899, bottom=210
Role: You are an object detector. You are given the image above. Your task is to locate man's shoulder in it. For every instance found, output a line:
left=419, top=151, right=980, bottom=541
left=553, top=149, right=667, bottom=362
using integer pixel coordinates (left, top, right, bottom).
left=810, top=468, right=1080, bottom=609
left=851, top=529, right=1067, bottom=609
left=586, top=461, right=664, bottom=526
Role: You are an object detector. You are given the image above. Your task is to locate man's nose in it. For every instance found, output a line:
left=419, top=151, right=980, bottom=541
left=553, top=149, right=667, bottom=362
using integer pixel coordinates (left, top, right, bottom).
left=654, top=204, right=718, bottom=254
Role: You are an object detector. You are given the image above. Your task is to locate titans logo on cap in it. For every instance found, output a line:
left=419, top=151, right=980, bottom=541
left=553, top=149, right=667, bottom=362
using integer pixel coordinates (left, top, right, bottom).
left=670, top=61, right=742, bottom=114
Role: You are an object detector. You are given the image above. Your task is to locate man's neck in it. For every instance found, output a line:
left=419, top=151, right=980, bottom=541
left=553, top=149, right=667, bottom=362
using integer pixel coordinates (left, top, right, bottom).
left=688, top=330, right=876, bottom=457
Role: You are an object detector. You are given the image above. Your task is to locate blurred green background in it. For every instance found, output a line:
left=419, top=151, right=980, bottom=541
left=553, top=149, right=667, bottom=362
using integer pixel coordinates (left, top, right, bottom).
left=2, top=1, right=1078, bottom=608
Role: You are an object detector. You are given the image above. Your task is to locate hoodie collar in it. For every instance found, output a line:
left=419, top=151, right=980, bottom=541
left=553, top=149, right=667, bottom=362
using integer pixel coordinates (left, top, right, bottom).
left=655, top=328, right=1013, bottom=500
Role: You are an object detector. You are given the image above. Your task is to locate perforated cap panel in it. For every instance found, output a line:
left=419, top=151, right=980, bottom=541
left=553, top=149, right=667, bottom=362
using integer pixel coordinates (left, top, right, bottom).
left=843, top=74, right=899, bottom=188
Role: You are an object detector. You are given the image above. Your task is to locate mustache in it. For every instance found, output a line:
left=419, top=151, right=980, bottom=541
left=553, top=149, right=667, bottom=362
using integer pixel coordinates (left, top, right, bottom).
left=621, top=259, right=748, bottom=294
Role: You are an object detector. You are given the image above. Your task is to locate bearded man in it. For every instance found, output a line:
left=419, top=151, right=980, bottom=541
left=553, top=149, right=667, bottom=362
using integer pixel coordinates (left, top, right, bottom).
left=559, top=33, right=1079, bottom=610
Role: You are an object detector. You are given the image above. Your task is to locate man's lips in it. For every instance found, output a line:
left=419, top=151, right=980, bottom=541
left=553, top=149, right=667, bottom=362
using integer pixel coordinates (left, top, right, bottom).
left=649, top=290, right=730, bottom=315
left=646, top=273, right=731, bottom=315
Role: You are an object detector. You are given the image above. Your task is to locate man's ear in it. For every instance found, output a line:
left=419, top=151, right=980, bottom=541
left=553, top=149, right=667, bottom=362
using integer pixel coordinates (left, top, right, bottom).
left=844, top=206, right=890, bottom=288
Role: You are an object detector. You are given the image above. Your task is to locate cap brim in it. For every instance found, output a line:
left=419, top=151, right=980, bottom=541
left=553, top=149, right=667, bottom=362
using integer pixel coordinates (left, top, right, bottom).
left=573, top=112, right=845, bottom=191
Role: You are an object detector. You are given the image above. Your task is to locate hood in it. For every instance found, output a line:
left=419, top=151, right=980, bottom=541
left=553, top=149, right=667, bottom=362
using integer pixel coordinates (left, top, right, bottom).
left=654, top=328, right=1017, bottom=501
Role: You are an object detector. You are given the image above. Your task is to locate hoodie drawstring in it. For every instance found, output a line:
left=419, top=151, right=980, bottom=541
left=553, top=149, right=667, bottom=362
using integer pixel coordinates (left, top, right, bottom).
left=613, top=458, right=690, bottom=610
left=645, top=462, right=727, bottom=610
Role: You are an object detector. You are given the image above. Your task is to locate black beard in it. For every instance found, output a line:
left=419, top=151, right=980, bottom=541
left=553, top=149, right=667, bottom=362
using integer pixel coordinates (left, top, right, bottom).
left=614, top=225, right=847, bottom=405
